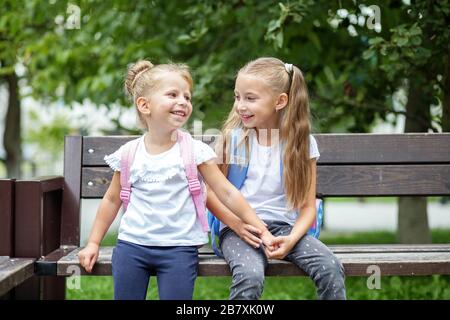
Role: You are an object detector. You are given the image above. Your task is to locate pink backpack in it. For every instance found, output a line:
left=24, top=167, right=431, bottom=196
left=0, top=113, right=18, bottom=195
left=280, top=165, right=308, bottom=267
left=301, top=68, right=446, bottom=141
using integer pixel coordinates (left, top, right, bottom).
left=119, top=130, right=209, bottom=232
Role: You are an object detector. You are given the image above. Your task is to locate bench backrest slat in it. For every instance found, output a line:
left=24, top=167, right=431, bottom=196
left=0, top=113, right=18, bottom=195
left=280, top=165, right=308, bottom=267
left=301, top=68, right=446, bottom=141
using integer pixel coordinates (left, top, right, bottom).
left=80, top=165, right=450, bottom=198
left=82, top=134, right=450, bottom=166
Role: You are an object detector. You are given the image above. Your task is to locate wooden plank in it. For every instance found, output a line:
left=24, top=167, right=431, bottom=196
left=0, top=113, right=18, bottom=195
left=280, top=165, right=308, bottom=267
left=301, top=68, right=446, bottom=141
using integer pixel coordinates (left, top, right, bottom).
left=0, top=257, right=35, bottom=297
left=62, top=136, right=82, bottom=246
left=315, top=133, right=450, bottom=164
left=200, top=244, right=450, bottom=254
left=14, top=178, right=66, bottom=300
left=82, top=135, right=216, bottom=166
left=52, top=245, right=450, bottom=277
left=80, top=164, right=450, bottom=198
left=15, top=181, right=42, bottom=258
left=317, top=165, right=450, bottom=196
left=57, top=247, right=113, bottom=276
left=28, top=176, right=64, bottom=192
left=43, top=190, right=63, bottom=256
left=82, top=134, right=450, bottom=166
left=35, top=246, right=79, bottom=276
left=81, top=167, right=113, bottom=198
left=44, top=243, right=450, bottom=274
left=0, top=180, right=14, bottom=256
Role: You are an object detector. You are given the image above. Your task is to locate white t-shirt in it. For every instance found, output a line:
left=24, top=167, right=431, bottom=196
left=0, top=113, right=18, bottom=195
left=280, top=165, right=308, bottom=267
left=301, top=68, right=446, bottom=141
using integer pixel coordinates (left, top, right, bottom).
left=104, top=134, right=216, bottom=246
left=220, top=134, right=320, bottom=230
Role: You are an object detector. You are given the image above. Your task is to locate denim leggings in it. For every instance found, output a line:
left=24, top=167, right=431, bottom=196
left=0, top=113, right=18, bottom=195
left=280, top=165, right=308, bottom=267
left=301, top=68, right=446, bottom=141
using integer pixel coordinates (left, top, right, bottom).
left=111, top=239, right=199, bottom=300
left=220, top=220, right=346, bottom=300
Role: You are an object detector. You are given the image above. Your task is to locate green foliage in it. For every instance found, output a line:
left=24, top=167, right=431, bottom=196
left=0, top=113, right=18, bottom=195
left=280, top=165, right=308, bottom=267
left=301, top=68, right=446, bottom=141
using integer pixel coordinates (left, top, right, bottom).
left=364, top=22, right=432, bottom=81
left=265, top=1, right=314, bottom=50
left=0, top=1, right=384, bottom=133
left=2, top=0, right=449, bottom=138
left=361, top=1, right=450, bottom=131
left=25, top=108, right=71, bottom=158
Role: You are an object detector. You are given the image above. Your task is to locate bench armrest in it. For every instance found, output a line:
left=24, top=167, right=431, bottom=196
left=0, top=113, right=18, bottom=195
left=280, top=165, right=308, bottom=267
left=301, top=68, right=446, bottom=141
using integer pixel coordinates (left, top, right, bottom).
left=25, top=176, right=64, bottom=192
left=0, top=256, right=35, bottom=296
left=15, top=176, right=64, bottom=259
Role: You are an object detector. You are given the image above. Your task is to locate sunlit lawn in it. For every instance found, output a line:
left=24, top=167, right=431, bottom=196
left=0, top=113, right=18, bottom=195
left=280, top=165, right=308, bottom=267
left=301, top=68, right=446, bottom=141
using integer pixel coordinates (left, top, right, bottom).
left=66, top=229, right=450, bottom=300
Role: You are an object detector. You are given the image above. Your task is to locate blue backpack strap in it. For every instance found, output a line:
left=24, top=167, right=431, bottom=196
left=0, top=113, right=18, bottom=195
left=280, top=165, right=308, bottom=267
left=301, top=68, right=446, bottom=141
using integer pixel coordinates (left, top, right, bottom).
left=306, top=198, right=324, bottom=238
left=228, top=128, right=250, bottom=189
left=208, top=129, right=250, bottom=257
left=208, top=210, right=223, bottom=257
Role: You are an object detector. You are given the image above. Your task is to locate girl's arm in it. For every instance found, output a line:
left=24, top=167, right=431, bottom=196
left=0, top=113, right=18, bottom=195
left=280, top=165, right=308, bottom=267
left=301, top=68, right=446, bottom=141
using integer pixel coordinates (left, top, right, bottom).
left=77, top=171, right=122, bottom=272
left=269, top=159, right=318, bottom=259
left=198, top=160, right=275, bottom=246
left=206, top=187, right=264, bottom=249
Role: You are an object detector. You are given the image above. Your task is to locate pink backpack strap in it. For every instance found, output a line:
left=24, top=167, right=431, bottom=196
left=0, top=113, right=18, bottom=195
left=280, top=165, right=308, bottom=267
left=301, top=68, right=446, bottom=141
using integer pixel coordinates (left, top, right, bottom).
left=177, top=130, right=209, bottom=232
left=120, top=138, right=140, bottom=211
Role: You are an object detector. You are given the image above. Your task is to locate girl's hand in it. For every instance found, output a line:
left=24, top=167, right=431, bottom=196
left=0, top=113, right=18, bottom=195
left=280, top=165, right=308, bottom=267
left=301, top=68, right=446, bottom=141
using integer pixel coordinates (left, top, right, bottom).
left=77, top=242, right=100, bottom=273
left=260, top=229, right=279, bottom=253
left=231, top=221, right=264, bottom=249
left=266, top=235, right=297, bottom=260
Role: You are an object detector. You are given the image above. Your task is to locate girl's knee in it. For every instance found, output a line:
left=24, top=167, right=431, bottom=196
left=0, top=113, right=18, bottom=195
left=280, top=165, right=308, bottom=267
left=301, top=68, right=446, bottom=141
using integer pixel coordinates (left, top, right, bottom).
left=231, top=270, right=265, bottom=300
left=233, top=269, right=265, bottom=286
left=324, top=258, right=345, bottom=281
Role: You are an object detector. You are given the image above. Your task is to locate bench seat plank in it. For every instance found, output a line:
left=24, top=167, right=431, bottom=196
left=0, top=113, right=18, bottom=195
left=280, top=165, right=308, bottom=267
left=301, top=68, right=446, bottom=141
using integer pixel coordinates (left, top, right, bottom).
left=42, top=245, right=450, bottom=277
left=0, top=256, right=35, bottom=296
left=198, top=244, right=450, bottom=254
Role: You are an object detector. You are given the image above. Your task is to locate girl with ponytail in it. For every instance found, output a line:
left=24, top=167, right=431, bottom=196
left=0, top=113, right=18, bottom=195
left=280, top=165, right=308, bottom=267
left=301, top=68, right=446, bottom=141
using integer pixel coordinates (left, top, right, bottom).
left=207, top=57, right=346, bottom=300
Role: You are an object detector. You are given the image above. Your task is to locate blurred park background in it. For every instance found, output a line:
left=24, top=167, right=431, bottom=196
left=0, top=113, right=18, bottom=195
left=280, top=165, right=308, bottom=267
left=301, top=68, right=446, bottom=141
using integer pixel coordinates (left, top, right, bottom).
left=1, top=0, right=449, bottom=299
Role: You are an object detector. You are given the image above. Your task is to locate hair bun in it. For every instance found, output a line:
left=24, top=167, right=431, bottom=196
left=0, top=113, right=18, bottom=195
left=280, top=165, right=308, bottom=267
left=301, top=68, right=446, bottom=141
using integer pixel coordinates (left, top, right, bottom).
left=124, top=60, right=154, bottom=99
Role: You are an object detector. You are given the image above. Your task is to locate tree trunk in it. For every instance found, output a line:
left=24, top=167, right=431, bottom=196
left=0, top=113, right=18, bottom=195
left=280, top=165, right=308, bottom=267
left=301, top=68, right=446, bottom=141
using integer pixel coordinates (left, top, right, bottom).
left=397, top=79, right=431, bottom=244
left=4, top=72, right=21, bottom=179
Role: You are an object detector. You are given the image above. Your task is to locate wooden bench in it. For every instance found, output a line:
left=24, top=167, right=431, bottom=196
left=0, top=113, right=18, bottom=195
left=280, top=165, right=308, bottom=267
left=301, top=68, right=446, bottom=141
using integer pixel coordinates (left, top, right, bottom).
left=0, top=179, right=35, bottom=298
left=12, top=133, right=450, bottom=299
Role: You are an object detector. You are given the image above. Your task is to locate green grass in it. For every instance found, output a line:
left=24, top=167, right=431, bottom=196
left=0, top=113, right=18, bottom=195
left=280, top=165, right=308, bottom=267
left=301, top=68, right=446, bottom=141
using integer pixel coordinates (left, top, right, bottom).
left=66, top=230, right=450, bottom=300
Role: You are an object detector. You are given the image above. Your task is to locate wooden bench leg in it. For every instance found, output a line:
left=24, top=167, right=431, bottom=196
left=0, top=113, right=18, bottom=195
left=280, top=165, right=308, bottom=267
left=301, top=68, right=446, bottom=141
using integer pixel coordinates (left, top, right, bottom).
left=14, top=178, right=66, bottom=300
left=0, top=179, right=15, bottom=299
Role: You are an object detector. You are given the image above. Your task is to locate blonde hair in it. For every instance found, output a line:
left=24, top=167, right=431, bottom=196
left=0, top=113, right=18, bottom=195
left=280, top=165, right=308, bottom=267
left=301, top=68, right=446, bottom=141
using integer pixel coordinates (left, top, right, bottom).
left=124, top=60, right=193, bottom=129
left=218, top=57, right=312, bottom=209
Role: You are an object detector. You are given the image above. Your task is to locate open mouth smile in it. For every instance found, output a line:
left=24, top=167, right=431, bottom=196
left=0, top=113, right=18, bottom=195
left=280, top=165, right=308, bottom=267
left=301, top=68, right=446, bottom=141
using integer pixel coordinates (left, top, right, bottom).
left=170, top=110, right=186, bottom=117
left=240, top=114, right=254, bottom=121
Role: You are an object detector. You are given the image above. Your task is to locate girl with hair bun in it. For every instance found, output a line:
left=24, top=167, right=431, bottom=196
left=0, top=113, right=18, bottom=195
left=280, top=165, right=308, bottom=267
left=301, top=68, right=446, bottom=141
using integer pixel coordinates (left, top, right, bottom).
left=77, top=60, right=275, bottom=300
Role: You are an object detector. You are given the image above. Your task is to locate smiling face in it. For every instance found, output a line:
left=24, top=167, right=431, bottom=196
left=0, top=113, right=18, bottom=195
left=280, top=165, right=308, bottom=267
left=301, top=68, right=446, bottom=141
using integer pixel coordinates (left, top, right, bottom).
left=138, top=71, right=193, bottom=131
left=234, top=73, right=285, bottom=130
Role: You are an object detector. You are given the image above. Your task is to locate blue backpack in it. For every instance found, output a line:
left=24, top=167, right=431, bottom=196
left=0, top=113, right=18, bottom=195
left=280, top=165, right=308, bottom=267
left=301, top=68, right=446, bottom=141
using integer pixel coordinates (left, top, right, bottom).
left=207, top=130, right=324, bottom=257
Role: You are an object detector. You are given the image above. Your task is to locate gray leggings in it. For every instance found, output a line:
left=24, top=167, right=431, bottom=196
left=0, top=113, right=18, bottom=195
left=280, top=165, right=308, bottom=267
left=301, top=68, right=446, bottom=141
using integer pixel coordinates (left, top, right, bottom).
left=219, top=220, right=346, bottom=300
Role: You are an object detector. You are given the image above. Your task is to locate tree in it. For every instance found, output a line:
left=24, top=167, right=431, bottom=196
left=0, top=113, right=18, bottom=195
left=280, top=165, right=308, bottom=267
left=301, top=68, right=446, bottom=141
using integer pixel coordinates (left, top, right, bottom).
left=0, top=1, right=43, bottom=178
left=1, top=0, right=192, bottom=177
left=362, top=1, right=450, bottom=243
left=2, top=1, right=448, bottom=244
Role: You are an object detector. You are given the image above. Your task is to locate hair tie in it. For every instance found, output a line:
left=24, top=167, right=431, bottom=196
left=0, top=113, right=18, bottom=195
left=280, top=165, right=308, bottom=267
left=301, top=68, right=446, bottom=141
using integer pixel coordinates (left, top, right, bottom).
left=284, top=63, right=294, bottom=89
left=130, top=68, right=149, bottom=90
left=284, top=63, right=293, bottom=74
